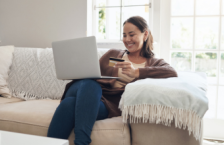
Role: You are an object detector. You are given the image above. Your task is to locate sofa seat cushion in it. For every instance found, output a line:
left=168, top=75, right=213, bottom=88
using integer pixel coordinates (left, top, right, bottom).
left=0, top=100, right=131, bottom=145
left=0, top=100, right=58, bottom=136
left=0, top=97, right=24, bottom=104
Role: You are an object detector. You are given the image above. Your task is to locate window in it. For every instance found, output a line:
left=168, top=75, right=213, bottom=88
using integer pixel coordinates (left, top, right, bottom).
left=160, top=0, right=224, bottom=140
left=92, top=0, right=152, bottom=42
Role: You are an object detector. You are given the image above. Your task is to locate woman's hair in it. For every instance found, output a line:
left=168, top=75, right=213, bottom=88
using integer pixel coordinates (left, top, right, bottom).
left=123, top=16, right=154, bottom=58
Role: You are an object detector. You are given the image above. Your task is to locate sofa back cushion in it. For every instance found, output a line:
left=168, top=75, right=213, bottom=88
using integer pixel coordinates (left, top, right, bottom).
left=0, top=45, right=14, bottom=98
left=7, top=47, right=109, bottom=100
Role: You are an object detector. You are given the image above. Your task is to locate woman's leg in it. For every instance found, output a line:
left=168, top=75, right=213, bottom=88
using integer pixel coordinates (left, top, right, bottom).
left=47, top=97, right=76, bottom=139
left=47, top=79, right=82, bottom=139
left=47, top=79, right=108, bottom=145
left=73, top=79, right=104, bottom=145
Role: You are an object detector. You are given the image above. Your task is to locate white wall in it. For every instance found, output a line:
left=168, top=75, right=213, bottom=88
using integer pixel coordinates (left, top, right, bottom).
left=0, top=0, right=87, bottom=48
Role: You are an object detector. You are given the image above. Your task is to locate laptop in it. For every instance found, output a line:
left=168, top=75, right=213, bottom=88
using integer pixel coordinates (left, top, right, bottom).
left=52, top=36, right=119, bottom=80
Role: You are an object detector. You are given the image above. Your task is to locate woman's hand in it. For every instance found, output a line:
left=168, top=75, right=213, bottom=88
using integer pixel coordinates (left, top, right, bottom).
left=115, top=61, right=139, bottom=78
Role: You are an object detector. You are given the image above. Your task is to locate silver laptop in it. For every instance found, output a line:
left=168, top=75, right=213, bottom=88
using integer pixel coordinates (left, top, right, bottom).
left=52, top=36, right=119, bottom=80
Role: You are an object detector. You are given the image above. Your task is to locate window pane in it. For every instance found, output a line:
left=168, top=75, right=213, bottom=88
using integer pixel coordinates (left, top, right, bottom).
left=122, top=6, right=149, bottom=34
left=97, top=0, right=120, bottom=7
left=220, top=53, right=224, bottom=85
left=221, top=17, right=224, bottom=49
left=195, top=17, right=219, bottom=49
left=195, top=52, right=217, bottom=84
left=196, top=0, right=220, bottom=15
left=171, top=18, right=193, bottom=49
left=96, top=8, right=120, bottom=40
left=217, top=86, right=224, bottom=120
left=97, top=8, right=106, bottom=39
left=204, top=86, right=217, bottom=119
left=171, top=52, right=192, bottom=71
left=107, top=8, right=121, bottom=39
left=223, top=0, right=224, bottom=15
left=122, top=0, right=149, bottom=5
left=171, top=0, right=194, bottom=16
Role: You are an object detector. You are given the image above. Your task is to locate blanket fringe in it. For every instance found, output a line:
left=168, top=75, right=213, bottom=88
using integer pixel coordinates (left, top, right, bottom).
left=120, top=104, right=202, bottom=141
left=10, top=89, right=53, bottom=100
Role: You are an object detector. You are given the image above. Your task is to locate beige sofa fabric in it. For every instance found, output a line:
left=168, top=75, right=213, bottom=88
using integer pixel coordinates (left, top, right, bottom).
left=0, top=99, right=131, bottom=145
left=130, top=122, right=201, bottom=145
left=0, top=45, right=14, bottom=98
left=0, top=97, right=24, bottom=104
left=0, top=100, right=58, bottom=136
left=68, top=117, right=131, bottom=145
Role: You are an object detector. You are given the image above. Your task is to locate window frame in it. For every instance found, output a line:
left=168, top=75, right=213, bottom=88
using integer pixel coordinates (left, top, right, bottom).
left=160, top=0, right=224, bottom=140
left=90, top=0, right=160, bottom=51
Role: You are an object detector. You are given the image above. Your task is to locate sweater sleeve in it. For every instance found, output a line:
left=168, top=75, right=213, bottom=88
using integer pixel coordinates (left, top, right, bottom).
left=138, top=58, right=178, bottom=79
left=99, top=49, right=121, bottom=76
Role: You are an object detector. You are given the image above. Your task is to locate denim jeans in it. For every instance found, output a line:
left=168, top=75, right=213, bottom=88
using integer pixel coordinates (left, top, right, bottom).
left=47, top=79, right=109, bottom=145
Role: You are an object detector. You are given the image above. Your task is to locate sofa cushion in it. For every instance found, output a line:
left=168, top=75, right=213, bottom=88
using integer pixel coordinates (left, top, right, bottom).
left=0, top=97, right=24, bottom=104
left=7, top=48, right=110, bottom=101
left=7, top=47, right=71, bottom=100
left=0, top=45, right=14, bottom=98
left=0, top=100, right=131, bottom=145
left=130, top=122, right=201, bottom=145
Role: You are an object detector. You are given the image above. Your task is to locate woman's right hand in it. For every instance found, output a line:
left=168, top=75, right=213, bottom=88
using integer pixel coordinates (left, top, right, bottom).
left=115, top=61, right=139, bottom=78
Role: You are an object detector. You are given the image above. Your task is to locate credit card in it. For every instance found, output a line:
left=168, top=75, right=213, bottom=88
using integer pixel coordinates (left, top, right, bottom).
left=109, top=57, right=124, bottom=67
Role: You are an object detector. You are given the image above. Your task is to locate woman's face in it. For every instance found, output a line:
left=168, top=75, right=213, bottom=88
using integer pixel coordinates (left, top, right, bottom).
left=122, top=22, right=147, bottom=53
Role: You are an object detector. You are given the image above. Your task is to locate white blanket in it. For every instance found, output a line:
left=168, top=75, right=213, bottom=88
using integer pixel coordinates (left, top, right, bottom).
left=119, top=71, right=208, bottom=141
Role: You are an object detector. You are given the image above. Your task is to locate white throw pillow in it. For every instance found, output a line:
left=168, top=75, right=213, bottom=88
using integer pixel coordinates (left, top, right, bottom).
left=0, top=74, right=11, bottom=98
left=8, top=47, right=70, bottom=100
left=0, top=45, right=14, bottom=98
left=7, top=47, right=110, bottom=100
left=97, top=48, right=110, bottom=59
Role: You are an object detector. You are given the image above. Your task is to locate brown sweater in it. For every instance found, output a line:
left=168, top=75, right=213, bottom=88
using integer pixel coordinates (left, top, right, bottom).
left=60, top=49, right=178, bottom=118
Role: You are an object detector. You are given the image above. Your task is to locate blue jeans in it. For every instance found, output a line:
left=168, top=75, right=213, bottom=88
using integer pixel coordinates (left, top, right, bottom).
left=47, top=79, right=109, bottom=145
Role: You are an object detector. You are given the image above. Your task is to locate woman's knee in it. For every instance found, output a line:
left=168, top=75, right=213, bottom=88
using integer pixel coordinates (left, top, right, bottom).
left=58, top=97, right=76, bottom=111
left=80, top=79, right=101, bottom=89
left=77, top=79, right=102, bottom=101
left=65, top=79, right=102, bottom=100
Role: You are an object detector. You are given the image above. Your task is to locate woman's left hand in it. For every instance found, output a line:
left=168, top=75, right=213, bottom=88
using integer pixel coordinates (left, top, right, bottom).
left=115, top=61, right=139, bottom=78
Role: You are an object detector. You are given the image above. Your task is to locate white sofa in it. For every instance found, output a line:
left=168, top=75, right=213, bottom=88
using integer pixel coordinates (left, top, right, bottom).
left=0, top=46, right=201, bottom=145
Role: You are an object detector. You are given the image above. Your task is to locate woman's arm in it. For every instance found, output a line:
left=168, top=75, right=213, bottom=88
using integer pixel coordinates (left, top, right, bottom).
left=115, top=57, right=177, bottom=79
left=138, top=58, right=178, bottom=79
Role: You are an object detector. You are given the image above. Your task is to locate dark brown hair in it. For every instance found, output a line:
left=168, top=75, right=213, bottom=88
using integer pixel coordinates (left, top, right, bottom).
left=123, top=16, right=154, bottom=58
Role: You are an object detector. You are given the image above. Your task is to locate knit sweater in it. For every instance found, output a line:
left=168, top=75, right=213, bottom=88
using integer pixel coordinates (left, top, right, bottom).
left=61, top=49, right=178, bottom=118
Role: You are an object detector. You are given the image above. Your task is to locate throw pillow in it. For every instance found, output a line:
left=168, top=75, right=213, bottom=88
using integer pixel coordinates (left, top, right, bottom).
left=0, top=45, right=14, bottom=98
left=8, top=47, right=71, bottom=100
left=0, top=74, right=11, bottom=98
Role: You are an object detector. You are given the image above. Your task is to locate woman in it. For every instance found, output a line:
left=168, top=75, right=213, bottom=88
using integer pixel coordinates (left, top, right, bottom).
left=47, top=16, right=177, bottom=145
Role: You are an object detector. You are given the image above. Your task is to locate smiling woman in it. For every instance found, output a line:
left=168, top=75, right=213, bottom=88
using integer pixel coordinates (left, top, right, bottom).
left=122, top=16, right=154, bottom=60
left=47, top=16, right=177, bottom=145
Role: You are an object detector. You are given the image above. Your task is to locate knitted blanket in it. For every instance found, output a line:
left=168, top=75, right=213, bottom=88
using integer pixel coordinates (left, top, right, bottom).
left=119, top=72, right=208, bottom=141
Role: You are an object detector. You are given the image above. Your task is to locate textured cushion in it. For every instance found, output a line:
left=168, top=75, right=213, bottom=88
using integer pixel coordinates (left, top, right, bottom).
left=8, top=48, right=70, bottom=100
left=7, top=48, right=110, bottom=101
left=0, top=45, right=14, bottom=98
left=97, top=48, right=110, bottom=59
left=0, top=74, right=11, bottom=98
left=0, top=100, right=131, bottom=145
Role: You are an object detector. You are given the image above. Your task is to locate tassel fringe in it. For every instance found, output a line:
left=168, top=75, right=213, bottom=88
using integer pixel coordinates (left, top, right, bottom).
left=10, top=89, right=53, bottom=100
left=120, top=104, right=202, bottom=141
